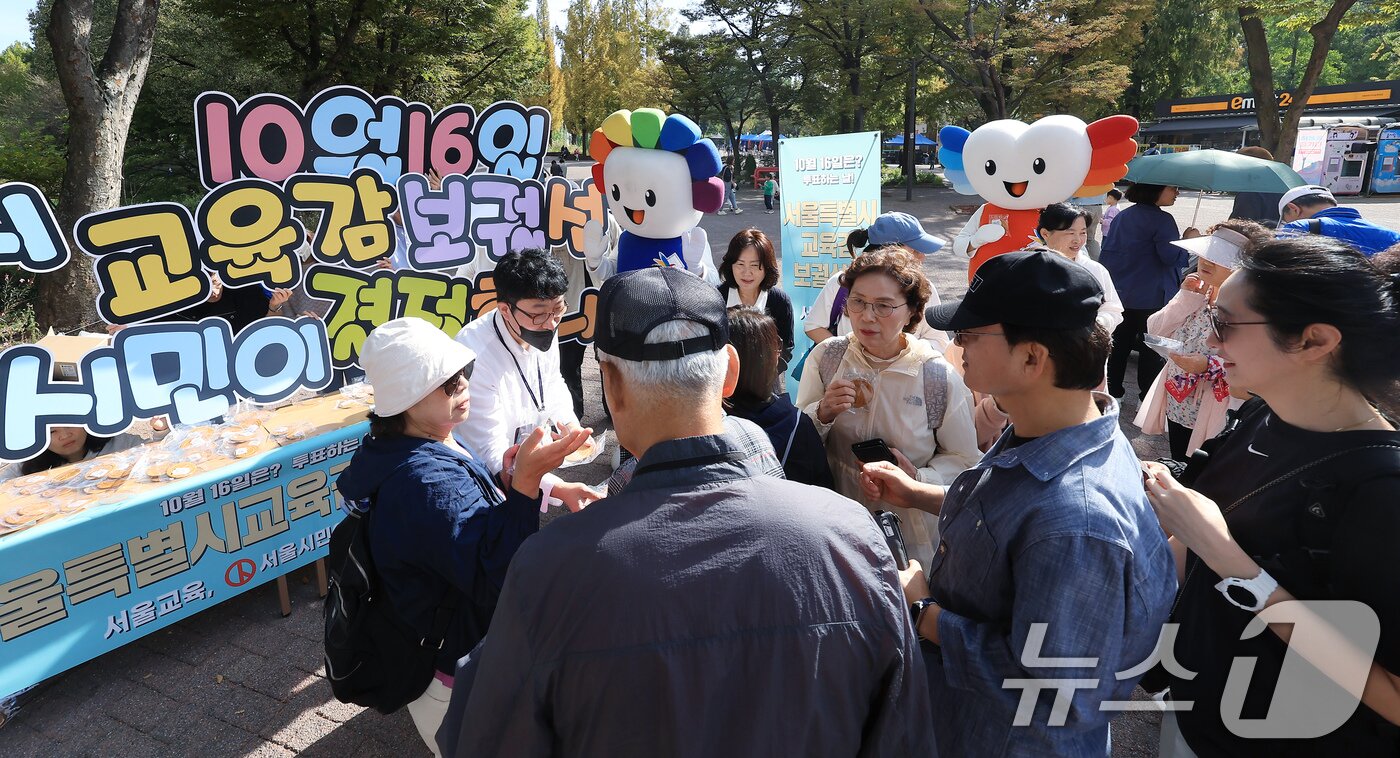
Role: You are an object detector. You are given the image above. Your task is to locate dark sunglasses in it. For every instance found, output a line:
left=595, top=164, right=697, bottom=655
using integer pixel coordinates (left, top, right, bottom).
left=1205, top=305, right=1268, bottom=343
left=440, top=363, right=475, bottom=395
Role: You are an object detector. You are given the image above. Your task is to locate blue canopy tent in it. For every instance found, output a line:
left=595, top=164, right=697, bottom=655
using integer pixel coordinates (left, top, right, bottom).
left=884, top=134, right=936, bottom=146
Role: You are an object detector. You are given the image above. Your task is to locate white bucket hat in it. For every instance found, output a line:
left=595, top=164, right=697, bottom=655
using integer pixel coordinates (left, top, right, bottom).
left=1171, top=227, right=1249, bottom=270
left=360, top=317, right=475, bottom=416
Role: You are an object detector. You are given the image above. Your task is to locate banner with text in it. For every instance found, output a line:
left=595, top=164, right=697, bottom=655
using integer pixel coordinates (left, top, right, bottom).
left=0, top=422, right=364, bottom=697
left=0, top=86, right=610, bottom=462
left=777, top=132, right=882, bottom=396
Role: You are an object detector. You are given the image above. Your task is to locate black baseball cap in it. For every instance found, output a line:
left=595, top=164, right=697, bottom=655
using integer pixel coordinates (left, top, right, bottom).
left=595, top=267, right=729, bottom=361
left=925, top=251, right=1104, bottom=331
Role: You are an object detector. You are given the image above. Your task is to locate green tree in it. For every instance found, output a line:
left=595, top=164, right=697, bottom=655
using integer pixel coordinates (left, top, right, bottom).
left=1237, top=0, right=1400, bottom=160
left=529, top=0, right=568, bottom=146
left=662, top=30, right=762, bottom=159
left=685, top=0, right=802, bottom=160
left=917, top=0, right=1148, bottom=124
left=559, top=0, right=673, bottom=146
left=188, top=0, right=545, bottom=103
left=41, top=0, right=159, bottom=333
left=1124, top=0, right=1241, bottom=117
left=790, top=0, right=908, bottom=132
left=0, top=42, right=66, bottom=196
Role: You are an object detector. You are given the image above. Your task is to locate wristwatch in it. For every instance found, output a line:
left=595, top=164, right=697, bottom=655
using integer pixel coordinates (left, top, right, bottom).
left=1214, top=569, right=1278, bottom=612
left=910, top=597, right=937, bottom=628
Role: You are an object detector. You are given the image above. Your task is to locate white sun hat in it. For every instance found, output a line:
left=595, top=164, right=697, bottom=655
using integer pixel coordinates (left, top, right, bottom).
left=1170, top=227, right=1249, bottom=270
left=360, top=317, right=475, bottom=416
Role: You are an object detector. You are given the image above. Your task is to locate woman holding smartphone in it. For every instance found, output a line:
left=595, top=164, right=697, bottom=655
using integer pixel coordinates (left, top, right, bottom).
left=795, top=248, right=979, bottom=567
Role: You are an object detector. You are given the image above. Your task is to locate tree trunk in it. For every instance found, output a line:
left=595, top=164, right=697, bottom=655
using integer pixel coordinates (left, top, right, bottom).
left=1239, top=6, right=1280, bottom=154
left=904, top=59, right=917, bottom=201
left=1239, top=0, right=1357, bottom=162
left=769, top=110, right=781, bottom=166
left=40, top=0, right=160, bottom=334
left=848, top=59, right=865, bottom=132
left=1275, top=0, right=1358, bottom=162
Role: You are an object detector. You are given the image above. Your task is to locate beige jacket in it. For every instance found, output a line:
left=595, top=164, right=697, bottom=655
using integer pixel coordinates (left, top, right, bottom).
left=796, top=335, right=981, bottom=569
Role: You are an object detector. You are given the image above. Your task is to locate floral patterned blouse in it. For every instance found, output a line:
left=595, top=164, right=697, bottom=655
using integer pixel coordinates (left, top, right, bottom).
left=1164, top=305, right=1217, bottom=427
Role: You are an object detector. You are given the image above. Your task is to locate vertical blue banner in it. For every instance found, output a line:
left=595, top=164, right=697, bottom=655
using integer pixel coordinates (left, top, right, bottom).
left=778, top=132, right=883, bottom=396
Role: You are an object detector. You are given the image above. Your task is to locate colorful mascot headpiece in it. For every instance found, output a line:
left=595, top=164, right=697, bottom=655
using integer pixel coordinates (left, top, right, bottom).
left=939, top=114, right=1138, bottom=279
left=590, top=108, right=725, bottom=273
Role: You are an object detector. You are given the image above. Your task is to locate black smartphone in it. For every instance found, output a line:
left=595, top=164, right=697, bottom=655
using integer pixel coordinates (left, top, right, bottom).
left=874, top=510, right=910, bottom=570
left=851, top=437, right=897, bottom=465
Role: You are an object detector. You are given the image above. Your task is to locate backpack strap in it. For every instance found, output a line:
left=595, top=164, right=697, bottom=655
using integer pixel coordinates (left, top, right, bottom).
left=779, top=411, right=802, bottom=467
left=816, top=336, right=851, bottom=387
left=1307, top=218, right=1323, bottom=234
left=920, top=357, right=951, bottom=432
left=828, top=287, right=849, bottom=333
left=1294, top=443, right=1400, bottom=593
left=361, top=457, right=468, bottom=651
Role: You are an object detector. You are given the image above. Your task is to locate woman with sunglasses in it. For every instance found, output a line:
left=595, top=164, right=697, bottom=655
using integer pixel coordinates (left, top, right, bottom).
left=1135, top=220, right=1270, bottom=461
left=796, top=248, right=979, bottom=568
left=337, top=318, right=591, bottom=755
left=1142, top=237, right=1400, bottom=755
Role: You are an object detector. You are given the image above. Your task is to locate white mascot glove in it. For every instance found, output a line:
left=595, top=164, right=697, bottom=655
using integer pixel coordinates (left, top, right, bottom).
left=681, top=225, right=709, bottom=272
left=582, top=219, right=608, bottom=269
left=969, top=223, right=1006, bottom=249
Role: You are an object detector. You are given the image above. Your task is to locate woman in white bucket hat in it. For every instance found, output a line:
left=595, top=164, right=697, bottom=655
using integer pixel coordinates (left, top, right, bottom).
left=335, top=317, right=590, bottom=755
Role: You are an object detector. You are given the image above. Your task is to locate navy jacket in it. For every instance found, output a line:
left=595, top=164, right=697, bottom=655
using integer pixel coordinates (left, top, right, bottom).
left=1279, top=206, right=1400, bottom=256
left=441, top=431, right=936, bottom=757
left=730, top=394, right=834, bottom=488
left=1099, top=203, right=1189, bottom=310
left=336, top=434, right=540, bottom=675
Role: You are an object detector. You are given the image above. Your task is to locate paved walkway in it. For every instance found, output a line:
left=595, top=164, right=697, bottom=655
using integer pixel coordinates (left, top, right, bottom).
left=7, top=171, right=1395, bottom=756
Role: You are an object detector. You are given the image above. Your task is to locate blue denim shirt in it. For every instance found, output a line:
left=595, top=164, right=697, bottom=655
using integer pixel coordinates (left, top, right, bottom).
left=924, top=396, right=1176, bottom=757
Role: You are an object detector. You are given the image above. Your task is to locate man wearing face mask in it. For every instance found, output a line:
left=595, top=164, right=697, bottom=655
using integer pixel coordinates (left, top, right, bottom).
left=454, top=249, right=601, bottom=511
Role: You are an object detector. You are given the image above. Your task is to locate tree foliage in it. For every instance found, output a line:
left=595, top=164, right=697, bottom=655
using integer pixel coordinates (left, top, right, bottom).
left=559, top=0, right=673, bottom=146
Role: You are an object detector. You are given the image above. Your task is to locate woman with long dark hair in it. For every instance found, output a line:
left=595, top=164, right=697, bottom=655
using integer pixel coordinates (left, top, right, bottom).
left=1144, top=236, right=1400, bottom=754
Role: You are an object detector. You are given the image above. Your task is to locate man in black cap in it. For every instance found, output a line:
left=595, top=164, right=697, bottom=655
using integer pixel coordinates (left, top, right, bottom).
left=442, top=266, right=936, bottom=757
left=860, top=251, right=1176, bottom=756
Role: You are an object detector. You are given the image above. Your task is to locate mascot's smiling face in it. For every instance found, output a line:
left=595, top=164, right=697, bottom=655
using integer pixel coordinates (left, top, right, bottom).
left=603, top=146, right=702, bottom=239
left=962, top=115, right=1092, bottom=209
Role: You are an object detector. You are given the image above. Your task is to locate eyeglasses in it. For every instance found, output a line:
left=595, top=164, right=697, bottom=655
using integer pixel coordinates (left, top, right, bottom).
left=951, top=330, right=1005, bottom=347
left=440, top=363, right=475, bottom=395
left=510, top=302, right=568, bottom=328
left=844, top=296, right=908, bottom=319
left=1205, top=305, right=1268, bottom=342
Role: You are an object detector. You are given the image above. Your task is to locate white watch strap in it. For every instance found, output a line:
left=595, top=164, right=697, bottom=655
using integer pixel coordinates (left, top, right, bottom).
left=1214, top=570, right=1279, bottom=612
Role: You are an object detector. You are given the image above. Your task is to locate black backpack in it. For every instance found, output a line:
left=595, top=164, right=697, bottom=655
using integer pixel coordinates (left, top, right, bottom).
left=323, top=499, right=459, bottom=714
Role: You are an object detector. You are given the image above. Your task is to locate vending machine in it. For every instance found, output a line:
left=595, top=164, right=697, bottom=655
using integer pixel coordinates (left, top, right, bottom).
left=1370, top=124, right=1400, bottom=195
left=1320, top=124, right=1374, bottom=196
left=1292, top=127, right=1327, bottom=185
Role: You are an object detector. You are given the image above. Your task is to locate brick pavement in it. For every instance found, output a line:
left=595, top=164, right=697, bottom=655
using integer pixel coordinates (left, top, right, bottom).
left=8, top=169, right=1397, bottom=756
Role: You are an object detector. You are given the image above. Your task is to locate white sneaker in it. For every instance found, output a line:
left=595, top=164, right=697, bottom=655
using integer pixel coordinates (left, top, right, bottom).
left=716, top=209, right=728, bottom=215
left=734, top=209, right=744, bottom=214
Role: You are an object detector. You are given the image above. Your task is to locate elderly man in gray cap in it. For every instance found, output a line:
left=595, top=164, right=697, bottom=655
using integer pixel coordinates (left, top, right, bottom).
left=440, top=266, right=936, bottom=757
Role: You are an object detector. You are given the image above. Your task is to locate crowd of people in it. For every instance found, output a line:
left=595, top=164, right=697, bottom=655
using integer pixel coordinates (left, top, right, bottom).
left=7, top=152, right=1400, bottom=756
left=323, top=170, right=1400, bottom=757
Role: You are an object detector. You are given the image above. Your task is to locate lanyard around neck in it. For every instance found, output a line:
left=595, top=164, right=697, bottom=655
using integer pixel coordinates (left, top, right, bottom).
left=493, top=317, right=545, bottom=412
